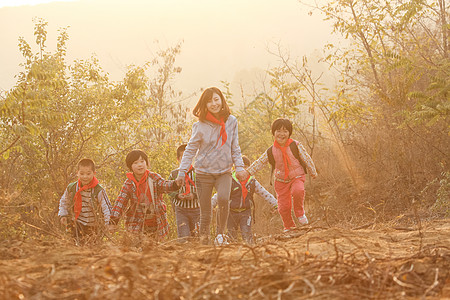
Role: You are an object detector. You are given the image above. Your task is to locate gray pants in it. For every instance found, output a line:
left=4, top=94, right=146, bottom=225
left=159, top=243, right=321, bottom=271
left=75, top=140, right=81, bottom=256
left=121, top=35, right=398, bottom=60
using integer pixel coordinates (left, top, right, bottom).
left=227, top=209, right=253, bottom=244
left=196, top=172, right=232, bottom=237
left=175, top=206, right=200, bottom=240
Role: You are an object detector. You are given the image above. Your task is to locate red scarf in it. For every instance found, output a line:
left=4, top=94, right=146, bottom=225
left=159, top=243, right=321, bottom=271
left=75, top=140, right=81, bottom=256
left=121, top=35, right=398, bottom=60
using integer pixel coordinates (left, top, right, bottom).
left=74, top=177, right=99, bottom=220
left=274, top=138, right=294, bottom=179
left=183, top=165, right=196, bottom=195
left=239, top=175, right=250, bottom=204
left=126, top=170, right=152, bottom=203
left=205, top=111, right=227, bottom=147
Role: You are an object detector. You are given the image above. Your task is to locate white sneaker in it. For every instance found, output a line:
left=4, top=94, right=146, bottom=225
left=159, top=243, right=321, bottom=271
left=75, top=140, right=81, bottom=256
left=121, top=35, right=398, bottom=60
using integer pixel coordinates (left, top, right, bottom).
left=298, top=214, right=309, bottom=225
left=214, top=234, right=229, bottom=246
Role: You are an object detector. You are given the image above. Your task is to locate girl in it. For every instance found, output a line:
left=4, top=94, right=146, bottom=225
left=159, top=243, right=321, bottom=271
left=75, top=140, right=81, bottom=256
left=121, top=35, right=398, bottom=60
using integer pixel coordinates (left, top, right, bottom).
left=176, top=87, right=247, bottom=245
left=110, top=149, right=179, bottom=239
left=243, top=118, right=318, bottom=232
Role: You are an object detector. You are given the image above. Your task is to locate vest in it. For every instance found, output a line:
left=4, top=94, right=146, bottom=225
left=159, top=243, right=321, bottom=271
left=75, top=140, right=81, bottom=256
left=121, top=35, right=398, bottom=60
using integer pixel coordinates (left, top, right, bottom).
left=229, top=172, right=256, bottom=209
left=67, top=181, right=104, bottom=219
left=266, top=140, right=307, bottom=184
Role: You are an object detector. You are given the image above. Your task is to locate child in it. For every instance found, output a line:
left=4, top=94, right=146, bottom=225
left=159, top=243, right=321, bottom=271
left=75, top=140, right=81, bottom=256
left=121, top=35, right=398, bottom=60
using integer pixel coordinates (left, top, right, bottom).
left=168, top=144, right=200, bottom=242
left=58, top=158, right=112, bottom=237
left=110, top=149, right=179, bottom=239
left=175, top=87, right=247, bottom=245
left=243, top=118, right=318, bottom=232
left=212, top=155, right=277, bottom=244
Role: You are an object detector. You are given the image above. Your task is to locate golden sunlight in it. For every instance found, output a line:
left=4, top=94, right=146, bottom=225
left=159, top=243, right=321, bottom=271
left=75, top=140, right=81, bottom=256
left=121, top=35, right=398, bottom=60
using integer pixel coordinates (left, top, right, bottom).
left=0, top=0, right=76, bottom=7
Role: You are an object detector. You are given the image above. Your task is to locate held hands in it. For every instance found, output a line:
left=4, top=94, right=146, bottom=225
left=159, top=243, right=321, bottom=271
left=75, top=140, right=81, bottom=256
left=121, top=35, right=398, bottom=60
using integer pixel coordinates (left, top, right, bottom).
left=235, top=170, right=250, bottom=181
left=175, top=177, right=184, bottom=188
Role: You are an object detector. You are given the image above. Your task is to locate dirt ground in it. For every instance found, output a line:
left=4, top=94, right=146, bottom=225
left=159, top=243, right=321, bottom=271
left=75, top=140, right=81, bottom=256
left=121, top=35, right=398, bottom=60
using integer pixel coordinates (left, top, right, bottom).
left=0, top=219, right=449, bottom=300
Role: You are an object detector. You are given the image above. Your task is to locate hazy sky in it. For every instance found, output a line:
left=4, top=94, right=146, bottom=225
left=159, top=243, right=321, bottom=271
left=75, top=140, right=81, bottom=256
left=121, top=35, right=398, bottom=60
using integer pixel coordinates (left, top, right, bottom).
left=0, top=0, right=336, bottom=103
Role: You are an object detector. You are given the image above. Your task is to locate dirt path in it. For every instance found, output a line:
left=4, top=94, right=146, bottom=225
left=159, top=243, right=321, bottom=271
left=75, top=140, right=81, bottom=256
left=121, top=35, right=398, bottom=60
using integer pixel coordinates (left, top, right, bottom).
left=0, top=219, right=449, bottom=299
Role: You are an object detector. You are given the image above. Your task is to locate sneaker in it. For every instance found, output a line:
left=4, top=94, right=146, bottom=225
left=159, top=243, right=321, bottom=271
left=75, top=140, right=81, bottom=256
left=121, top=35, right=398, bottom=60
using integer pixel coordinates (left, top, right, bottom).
left=214, top=234, right=229, bottom=246
left=283, top=227, right=296, bottom=233
left=298, top=214, right=309, bottom=225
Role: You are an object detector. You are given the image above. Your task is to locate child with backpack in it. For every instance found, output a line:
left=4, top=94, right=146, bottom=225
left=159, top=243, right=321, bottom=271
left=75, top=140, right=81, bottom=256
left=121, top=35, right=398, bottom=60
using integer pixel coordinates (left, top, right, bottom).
left=168, top=144, right=200, bottom=242
left=243, top=118, right=318, bottom=232
left=175, top=87, right=247, bottom=245
left=110, top=149, right=180, bottom=239
left=58, top=158, right=112, bottom=237
left=212, top=155, right=277, bottom=244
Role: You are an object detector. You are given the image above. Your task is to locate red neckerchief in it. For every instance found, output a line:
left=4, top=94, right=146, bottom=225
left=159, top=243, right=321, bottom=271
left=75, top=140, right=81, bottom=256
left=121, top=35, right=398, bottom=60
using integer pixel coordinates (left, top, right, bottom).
left=126, top=170, right=152, bottom=203
left=183, top=165, right=196, bottom=195
left=74, top=177, right=99, bottom=220
left=205, top=111, right=227, bottom=147
left=239, top=175, right=250, bottom=204
left=273, top=138, right=294, bottom=179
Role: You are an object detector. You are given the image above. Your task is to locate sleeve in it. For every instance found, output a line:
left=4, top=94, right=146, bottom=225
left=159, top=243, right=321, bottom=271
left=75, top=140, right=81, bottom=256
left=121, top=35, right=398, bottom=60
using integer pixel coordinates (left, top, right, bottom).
left=246, top=151, right=269, bottom=175
left=254, top=180, right=278, bottom=207
left=230, top=116, right=245, bottom=172
left=178, top=122, right=202, bottom=178
left=153, top=173, right=179, bottom=194
left=98, top=189, right=112, bottom=225
left=110, top=181, right=130, bottom=224
left=296, top=141, right=318, bottom=178
left=58, top=187, right=70, bottom=217
left=168, top=170, right=181, bottom=200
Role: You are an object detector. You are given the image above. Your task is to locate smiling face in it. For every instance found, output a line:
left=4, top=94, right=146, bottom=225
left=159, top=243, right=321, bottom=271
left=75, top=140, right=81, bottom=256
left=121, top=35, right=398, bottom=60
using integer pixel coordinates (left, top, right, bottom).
left=206, top=92, right=223, bottom=118
left=131, top=156, right=148, bottom=179
left=77, top=165, right=95, bottom=186
left=274, top=126, right=290, bottom=146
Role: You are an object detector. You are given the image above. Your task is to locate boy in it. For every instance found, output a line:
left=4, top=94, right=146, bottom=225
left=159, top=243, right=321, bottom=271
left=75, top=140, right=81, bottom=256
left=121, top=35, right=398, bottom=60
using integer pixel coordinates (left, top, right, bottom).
left=212, top=155, right=278, bottom=244
left=58, top=158, right=112, bottom=237
left=243, top=118, right=318, bottom=232
left=168, top=144, right=200, bottom=242
left=110, top=149, right=180, bottom=239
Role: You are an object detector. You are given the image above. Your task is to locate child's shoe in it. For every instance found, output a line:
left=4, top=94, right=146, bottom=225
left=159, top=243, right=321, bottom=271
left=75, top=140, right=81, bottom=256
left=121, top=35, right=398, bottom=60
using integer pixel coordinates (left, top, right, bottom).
left=283, top=227, right=296, bottom=233
left=214, top=234, right=229, bottom=246
left=298, top=214, right=309, bottom=225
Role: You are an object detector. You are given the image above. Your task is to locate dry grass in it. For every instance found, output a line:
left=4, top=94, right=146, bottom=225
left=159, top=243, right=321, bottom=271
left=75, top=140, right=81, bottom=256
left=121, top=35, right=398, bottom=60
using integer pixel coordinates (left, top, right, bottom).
left=0, top=219, right=449, bottom=299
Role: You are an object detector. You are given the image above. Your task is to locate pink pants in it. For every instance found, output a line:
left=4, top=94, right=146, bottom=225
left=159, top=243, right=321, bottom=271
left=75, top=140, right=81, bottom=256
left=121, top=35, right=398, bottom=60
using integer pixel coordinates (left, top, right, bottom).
left=274, top=176, right=306, bottom=230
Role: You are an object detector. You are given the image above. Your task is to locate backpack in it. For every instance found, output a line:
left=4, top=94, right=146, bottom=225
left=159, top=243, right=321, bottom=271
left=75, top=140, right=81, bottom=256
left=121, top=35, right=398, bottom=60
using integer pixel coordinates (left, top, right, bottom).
left=230, top=172, right=257, bottom=223
left=266, top=141, right=307, bottom=185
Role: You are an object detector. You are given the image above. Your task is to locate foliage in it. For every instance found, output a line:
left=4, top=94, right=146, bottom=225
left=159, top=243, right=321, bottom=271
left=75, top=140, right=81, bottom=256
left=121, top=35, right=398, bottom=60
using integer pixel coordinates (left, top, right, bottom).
left=424, top=171, right=450, bottom=217
left=0, top=19, right=188, bottom=239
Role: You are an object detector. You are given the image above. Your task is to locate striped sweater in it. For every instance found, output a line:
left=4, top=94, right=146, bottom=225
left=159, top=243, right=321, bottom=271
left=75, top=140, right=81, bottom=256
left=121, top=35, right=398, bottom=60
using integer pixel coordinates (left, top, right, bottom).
left=58, top=183, right=112, bottom=226
left=168, top=168, right=200, bottom=209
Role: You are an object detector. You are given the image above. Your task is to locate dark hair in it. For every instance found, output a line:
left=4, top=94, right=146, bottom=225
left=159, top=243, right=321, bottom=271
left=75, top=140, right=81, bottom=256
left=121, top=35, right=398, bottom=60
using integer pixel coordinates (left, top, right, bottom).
left=126, top=149, right=148, bottom=170
left=271, top=118, right=293, bottom=136
left=192, top=87, right=231, bottom=121
left=78, top=158, right=95, bottom=171
left=242, top=155, right=251, bottom=167
left=176, top=144, right=187, bottom=159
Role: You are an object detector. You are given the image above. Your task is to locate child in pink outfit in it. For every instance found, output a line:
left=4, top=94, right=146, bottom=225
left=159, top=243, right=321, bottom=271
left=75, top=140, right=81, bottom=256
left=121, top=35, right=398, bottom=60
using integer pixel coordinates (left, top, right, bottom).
left=244, top=118, right=317, bottom=231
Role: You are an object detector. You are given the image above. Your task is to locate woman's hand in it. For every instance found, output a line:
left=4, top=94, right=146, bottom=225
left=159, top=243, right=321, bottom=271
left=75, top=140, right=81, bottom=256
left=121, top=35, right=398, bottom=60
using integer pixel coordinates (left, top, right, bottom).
left=235, top=170, right=250, bottom=181
left=175, top=177, right=184, bottom=188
